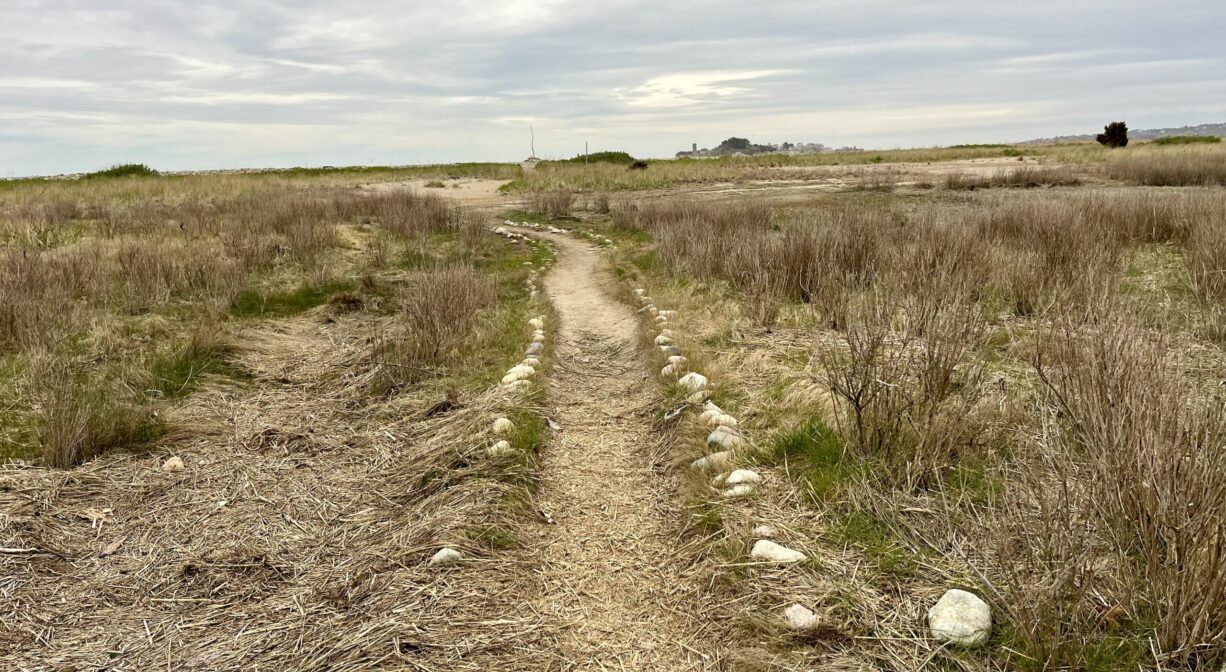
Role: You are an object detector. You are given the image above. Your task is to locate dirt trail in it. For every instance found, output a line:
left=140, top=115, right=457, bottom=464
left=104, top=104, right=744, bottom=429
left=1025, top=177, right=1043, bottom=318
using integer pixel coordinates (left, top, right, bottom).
left=518, top=230, right=715, bottom=670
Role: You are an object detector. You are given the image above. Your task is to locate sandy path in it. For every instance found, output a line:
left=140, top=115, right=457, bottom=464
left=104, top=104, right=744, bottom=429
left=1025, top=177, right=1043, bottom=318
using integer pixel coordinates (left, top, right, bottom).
left=517, top=231, right=714, bottom=670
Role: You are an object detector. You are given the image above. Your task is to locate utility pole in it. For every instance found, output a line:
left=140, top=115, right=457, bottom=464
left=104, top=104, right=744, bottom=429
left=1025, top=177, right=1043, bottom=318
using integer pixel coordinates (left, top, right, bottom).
left=530, top=126, right=536, bottom=158
left=585, top=141, right=589, bottom=164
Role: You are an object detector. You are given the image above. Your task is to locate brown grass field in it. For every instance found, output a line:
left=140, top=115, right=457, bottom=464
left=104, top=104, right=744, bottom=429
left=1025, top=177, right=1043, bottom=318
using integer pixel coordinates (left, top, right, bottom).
left=2, top=140, right=1224, bottom=670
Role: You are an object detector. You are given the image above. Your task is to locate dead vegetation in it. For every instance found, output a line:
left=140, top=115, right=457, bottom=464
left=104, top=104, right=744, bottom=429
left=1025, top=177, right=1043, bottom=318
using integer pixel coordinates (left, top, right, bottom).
left=608, top=183, right=1226, bottom=670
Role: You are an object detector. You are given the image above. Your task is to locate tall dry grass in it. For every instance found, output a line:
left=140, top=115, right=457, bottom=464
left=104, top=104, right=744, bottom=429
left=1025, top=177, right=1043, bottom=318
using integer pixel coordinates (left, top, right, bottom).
left=621, top=186, right=1226, bottom=669
left=1108, top=149, right=1226, bottom=186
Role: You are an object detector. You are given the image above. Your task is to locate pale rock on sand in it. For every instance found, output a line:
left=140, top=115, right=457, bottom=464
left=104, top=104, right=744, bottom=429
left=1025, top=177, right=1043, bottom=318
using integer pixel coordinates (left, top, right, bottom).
left=677, top=372, right=709, bottom=391
left=661, top=364, right=677, bottom=378
left=784, top=604, right=819, bottom=630
left=487, top=440, right=514, bottom=457
left=654, top=334, right=673, bottom=346
left=751, top=539, right=806, bottom=563
left=725, top=469, right=761, bottom=485
left=709, top=413, right=738, bottom=428
left=721, top=484, right=755, bottom=498
left=528, top=317, right=544, bottom=329
left=493, top=417, right=515, bottom=436
left=928, top=589, right=992, bottom=647
left=690, top=451, right=733, bottom=472
left=430, top=547, right=463, bottom=566
left=707, top=427, right=745, bottom=450
left=751, top=524, right=777, bottom=538
left=162, top=456, right=185, bottom=472
left=526, top=342, right=544, bottom=355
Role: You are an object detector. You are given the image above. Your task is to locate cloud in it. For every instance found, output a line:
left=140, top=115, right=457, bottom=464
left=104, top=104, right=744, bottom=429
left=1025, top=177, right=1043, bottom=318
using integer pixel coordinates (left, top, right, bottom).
left=618, top=70, right=793, bottom=108
left=1, top=0, right=1224, bottom=175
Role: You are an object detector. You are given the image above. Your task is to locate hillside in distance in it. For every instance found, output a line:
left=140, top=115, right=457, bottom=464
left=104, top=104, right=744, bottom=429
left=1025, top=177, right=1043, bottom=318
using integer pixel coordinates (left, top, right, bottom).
left=1023, top=122, right=1226, bottom=144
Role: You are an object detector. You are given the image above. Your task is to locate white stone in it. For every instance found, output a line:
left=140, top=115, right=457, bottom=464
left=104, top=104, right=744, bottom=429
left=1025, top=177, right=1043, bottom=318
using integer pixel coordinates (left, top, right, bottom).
left=722, top=484, right=755, bottom=498
left=487, top=440, right=514, bottom=457
left=659, top=310, right=677, bottom=319
left=751, top=524, right=777, bottom=538
left=654, top=334, right=673, bottom=346
left=528, top=318, right=544, bottom=329
left=430, top=547, right=463, bottom=566
left=531, top=333, right=546, bottom=343
left=525, top=342, right=544, bottom=355
left=709, top=413, right=739, bottom=428
left=634, top=288, right=646, bottom=297
left=162, top=456, right=185, bottom=472
left=666, top=355, right=687, bottom=368
left=661, top=364, right=677, bottom=378
left=493, top=417, right=515, bottom=436
left=725, top=469, right=762, bottom=485
left=750, top=540, right=806, bottom=563
left=653, top=315, right=668, bottom=324
left=707, top=427, right=745, bottom=451
left=690, top=451, right=733, bottom=472
left=505, top=379, right=532, bottom=392
left=784, top=604, right=819, bottom=630
left=677, top=372, right=708, bottom=391
left=698, top=405, right=723, bottom=423
left=928, top=589, right=992, bottom=647
left=520, top=358, right=541, bottom=369
left=494, top=227, right=508, bottom=234
left=502, top=369, right=531, bottom=384
left=658, top=328, right=674, bottom=338
left=685, top=391, right=709, bottom=404
left=648, top=306, right=659, bottom=317
left=640, top=296, right=654, bottom=305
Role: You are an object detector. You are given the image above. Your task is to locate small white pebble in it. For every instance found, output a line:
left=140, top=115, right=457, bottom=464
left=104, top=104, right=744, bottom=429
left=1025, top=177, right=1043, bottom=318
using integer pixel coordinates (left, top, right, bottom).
left=429, top=547, right=463, bottom=566
left=493, top=417, right=515, bottom=436
left=161, top=456, right=185, bottom=473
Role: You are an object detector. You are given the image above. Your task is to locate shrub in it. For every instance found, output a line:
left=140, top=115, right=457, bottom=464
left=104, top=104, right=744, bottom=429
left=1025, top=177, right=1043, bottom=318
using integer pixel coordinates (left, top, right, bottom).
left=82, top=163, right=159, bottom=179
left=529, top=189, right=575, bottom=218
left=1096, top=121, right=1129, bottom=148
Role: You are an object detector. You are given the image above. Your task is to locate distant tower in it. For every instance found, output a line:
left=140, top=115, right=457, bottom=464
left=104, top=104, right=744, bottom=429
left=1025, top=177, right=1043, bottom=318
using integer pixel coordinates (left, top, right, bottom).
left=692, top=143, right=697, bottom=152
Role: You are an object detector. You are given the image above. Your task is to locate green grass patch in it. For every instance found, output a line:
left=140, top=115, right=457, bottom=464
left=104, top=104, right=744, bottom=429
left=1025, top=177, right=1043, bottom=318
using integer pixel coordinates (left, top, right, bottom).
left=147, top=332, right=243, bottom=399
left=767, top=419, right=858, bottom=501
left=1151, top=135, right=1220, bottom=145
left=231, top=280, right=357, bottom=318
left=830, top=510, right=919, bottom=577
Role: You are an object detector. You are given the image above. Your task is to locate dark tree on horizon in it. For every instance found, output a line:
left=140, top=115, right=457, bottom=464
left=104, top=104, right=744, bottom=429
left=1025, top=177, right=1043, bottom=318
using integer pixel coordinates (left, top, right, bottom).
left=1097, top=121, right=1129, bottom=148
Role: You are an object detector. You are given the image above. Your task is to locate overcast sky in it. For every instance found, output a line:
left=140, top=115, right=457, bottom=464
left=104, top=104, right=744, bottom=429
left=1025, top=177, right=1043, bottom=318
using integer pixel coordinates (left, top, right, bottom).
left=3, top=0, right=1224, bottom=176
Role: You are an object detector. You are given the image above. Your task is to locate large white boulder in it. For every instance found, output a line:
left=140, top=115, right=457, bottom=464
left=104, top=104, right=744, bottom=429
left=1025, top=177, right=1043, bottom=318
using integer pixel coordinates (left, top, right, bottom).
left=928, top=589, right=992, bottom=647
left=707, top=427, right=745, bottom=451
left=751, top=540, right=806, bottom=563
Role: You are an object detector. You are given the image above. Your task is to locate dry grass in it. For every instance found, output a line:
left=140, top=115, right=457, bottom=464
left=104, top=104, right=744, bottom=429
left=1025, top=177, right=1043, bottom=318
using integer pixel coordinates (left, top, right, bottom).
left=529, top=188, right=576, bottom=218
left=1108, top=147, right=1226, bottom=186
left=607, top=182, right=1226, bottom=670
left=945, top=165, right=1081, bottom=190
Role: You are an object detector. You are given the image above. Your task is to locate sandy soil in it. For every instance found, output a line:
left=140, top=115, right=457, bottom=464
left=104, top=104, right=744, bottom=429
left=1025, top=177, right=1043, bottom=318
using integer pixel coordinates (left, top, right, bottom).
left=506, top=230, right=719, bottom=669
left=363, top=178, right=517, bottom=210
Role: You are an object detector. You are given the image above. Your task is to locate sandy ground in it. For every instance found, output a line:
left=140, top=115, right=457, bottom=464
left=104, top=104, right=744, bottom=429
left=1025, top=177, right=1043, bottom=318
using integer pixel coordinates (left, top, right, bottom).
left=363, top=178, right=517, bottom=210
left=507, top=230, right=719, bottom=669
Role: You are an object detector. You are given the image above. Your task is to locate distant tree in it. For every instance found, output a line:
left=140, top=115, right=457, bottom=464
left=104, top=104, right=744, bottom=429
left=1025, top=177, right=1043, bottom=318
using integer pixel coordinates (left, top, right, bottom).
left=717, top=137, right=752, bottom=152
left=1096, top=121, right=1129, bottom=148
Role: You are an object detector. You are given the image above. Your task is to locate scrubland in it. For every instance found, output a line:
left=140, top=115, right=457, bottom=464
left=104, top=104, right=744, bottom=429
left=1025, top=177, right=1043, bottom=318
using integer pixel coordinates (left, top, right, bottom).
left=588, top=145, right=1226, bottom=670
left=4, top=138, right=1226, bottom=670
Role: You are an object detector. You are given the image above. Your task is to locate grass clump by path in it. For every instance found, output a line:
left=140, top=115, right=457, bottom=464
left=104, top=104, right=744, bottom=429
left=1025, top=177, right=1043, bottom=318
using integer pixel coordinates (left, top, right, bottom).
left=231, top=280, right=358, bottom=319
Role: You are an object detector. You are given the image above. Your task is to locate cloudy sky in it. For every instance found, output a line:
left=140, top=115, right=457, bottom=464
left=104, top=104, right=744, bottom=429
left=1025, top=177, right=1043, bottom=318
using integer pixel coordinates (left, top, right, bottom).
left=3, top=0, right=1224, bottom=176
